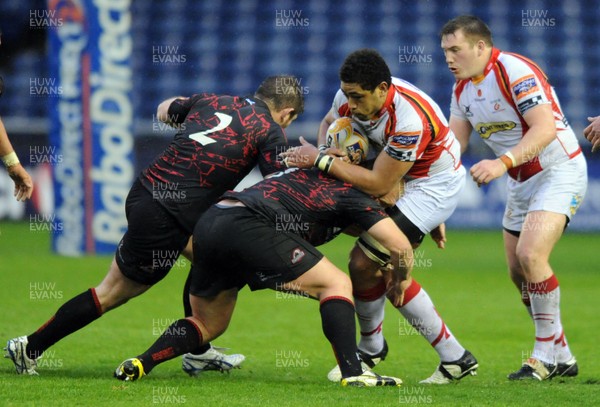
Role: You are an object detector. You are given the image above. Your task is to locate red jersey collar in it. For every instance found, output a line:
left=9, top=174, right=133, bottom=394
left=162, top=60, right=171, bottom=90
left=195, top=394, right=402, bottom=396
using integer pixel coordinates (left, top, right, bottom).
left=374, top=84, right=396, bottom=119
left=483, top=47, right=502, bottom=76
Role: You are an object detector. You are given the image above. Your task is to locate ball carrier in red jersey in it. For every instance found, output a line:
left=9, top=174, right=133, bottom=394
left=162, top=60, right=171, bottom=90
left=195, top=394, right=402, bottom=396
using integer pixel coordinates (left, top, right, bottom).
left=281, top=49, right=478, bottom=384
left=5, top=76, right=304, bottom=375
left=441, top=15, right=586, bottom=380
left=114, top=162, right=411, bottom=387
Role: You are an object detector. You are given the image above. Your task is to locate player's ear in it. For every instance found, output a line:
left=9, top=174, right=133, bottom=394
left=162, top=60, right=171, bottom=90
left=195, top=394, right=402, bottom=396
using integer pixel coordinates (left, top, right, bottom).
left=377, top=82, right=389, bottom=98
left=275, top=107, right=297, bottom=128
left=476, top=39, right=486, bottom=55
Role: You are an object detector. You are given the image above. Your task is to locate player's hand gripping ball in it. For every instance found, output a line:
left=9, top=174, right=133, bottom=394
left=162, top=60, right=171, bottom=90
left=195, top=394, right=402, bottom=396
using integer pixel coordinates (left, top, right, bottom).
left=325, top=117, right=369, bottom=165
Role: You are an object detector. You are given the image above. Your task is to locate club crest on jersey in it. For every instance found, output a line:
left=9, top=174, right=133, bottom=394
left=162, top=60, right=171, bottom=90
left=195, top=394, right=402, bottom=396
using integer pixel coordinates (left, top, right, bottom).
left=490, top=98, right=505, bottom=113
left=390, top=134, right=419, bottom=148
left=291, top=248, right=305, bottom=264
left=512, top=75, right=539, bottom=100
left=475, top=121, right=517, bottom=139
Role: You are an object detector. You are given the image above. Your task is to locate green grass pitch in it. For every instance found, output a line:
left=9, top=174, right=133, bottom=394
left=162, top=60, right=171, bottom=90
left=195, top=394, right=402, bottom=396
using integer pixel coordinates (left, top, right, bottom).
left=1, top=222, right=599, bottom=406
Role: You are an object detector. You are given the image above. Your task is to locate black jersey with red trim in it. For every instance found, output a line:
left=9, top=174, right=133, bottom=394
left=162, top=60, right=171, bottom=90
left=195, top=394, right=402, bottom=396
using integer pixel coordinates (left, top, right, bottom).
left=140, top=94, right=288, bottom=233
left=222, top=168, right=388, bottom=246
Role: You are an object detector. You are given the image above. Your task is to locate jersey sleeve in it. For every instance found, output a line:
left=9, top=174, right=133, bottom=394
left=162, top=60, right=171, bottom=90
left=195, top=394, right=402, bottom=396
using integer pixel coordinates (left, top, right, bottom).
left=338, top=189, right=388, bottom=231
left=383, top=114, right=425, bottom=162
left=450, top=83, right=468, bottom=121
left=506, top=59, right=551, bottom=116
left=257, top=126, right=289, bottom=177
left=331, top=90, right=350, bottom=119
left=167, top=93, right=211, bottom=124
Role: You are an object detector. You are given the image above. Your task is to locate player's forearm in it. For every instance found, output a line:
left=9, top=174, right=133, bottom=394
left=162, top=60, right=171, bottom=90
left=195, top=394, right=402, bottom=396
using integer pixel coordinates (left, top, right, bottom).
left=317, top=110, right=336, bottom=146
left=317, top=118, right=331, bottom=146
left=0, top=118, right=15, bottom=155
left=0, top=118, right=21, bottom=168
left=504, top=124, right=555, bottom=167
left=327, top=160, right=392, bottom=197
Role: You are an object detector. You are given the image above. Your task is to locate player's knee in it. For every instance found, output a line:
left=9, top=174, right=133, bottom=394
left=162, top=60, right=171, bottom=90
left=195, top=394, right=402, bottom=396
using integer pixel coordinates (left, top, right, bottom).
left=95, top=266, right=148, bottom=312
left=515, top=245, right=542, bottom=272
left=318, top=270, right=352, bottom=300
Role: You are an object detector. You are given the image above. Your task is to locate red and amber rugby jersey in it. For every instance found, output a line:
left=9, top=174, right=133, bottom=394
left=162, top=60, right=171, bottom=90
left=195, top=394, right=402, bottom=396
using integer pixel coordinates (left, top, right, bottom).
left=450, top=48, right=581, bottom=181
left=332, top=77, right=461, bottom=179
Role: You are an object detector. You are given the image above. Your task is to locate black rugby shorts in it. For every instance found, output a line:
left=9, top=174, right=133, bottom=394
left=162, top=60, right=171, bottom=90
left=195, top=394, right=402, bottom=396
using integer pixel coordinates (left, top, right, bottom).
left=190, top=205, right=323, bottom=297
left=115, top=179, right=190, bottom=285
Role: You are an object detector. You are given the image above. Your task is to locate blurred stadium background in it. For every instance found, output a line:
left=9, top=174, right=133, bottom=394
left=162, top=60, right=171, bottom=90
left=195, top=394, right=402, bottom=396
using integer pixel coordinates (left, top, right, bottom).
left=0, top=0, right=598, bottom=255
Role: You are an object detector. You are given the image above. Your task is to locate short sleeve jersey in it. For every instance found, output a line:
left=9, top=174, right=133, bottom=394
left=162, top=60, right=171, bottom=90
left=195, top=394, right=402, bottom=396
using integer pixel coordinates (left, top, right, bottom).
left=450, top=48, right=581, bottom=181
left=222, top=168, right=388, bottom=246
left=332, top=77, right=462, bottom=180
left=140, top=94, right=288, bottom=232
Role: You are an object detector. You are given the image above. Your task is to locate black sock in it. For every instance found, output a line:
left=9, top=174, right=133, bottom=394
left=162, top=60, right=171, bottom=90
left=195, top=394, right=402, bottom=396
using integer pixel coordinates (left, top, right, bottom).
left=138, top=318, right=203, bottom=373
left=320, top=297, right=362, bottom=378
left=183, top=266, right=210, bottom=355
left=26, top=288, right=102, bottom=359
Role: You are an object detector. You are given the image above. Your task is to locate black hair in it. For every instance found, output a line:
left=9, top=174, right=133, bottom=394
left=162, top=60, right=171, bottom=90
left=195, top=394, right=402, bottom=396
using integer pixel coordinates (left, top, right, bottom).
left=339, top=49, right=392, bottom=91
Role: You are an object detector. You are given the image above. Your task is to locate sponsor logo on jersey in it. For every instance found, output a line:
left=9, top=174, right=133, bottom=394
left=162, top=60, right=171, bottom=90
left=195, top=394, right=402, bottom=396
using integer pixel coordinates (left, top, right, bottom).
left=390, top=134, right=419, bottom=148
left=517, top=95, right=544, bottom=115
left=475, top=121, right=517, bottom=139
left=512, top=75, right=539, bottom=100
left=490, top=98, right=506, bottom=113
left=463, top=104, right=474, bottom=118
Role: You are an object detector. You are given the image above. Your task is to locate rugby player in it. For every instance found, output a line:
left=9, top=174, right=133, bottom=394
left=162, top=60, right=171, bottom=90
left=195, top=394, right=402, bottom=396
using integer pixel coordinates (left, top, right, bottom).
left=5, top=76, right=303, bottom=375
left=440, top=15, right=585, bottom=380
left=115, top=150, right=408, bottom=387
left=282, top=49, right=478, bottom=384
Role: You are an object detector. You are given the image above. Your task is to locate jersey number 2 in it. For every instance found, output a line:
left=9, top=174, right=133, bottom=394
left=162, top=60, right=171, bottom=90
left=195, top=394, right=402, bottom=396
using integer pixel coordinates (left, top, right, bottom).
left=189, top=112, right=232, bottom=145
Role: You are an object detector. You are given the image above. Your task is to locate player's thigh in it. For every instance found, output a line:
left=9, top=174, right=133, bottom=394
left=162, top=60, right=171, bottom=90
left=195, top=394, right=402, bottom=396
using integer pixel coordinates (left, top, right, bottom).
left=290, top=257, right=352, bottom=299
left=348, top=243, right=383, bottom=288
left=115, top=179, right=190, bottom=286
left=353, top=208, right=424, bottom=272
left=517, top=210, right=567, bottom=263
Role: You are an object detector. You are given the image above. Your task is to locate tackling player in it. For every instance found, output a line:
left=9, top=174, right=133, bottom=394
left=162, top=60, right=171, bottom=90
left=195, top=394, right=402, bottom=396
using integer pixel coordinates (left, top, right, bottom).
left=440, top=15, right=586, bottom=380
left=5, top=75, right=303, bottom=375
left=114, top=150, right=409, bottom=387
left=281, top=49, right=478, bottom=384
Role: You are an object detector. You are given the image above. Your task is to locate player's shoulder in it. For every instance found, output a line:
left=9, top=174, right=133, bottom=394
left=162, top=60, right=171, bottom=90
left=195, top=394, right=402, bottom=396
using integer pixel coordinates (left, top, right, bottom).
left=193, top=93, right=251, bottom=111
left=497, top=51, right=544, bottom=79
left=332, top=89, right=347, bottom=105
left=391, top=77, right=436, bottom=105
left=332, top=89, right=351, bottom=117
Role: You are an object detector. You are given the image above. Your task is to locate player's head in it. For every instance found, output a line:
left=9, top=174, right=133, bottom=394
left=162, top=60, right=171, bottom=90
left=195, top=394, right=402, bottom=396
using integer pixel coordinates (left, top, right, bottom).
left=440, top=15, right=494, bottom=80
left=255, top=75, right=304, bottom=129
left=339, top=49, right=392, bottom=121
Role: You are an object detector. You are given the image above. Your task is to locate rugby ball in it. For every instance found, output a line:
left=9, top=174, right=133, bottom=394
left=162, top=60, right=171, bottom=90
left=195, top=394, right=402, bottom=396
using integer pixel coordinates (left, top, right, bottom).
left=325, top=117, right=369, bottom=164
